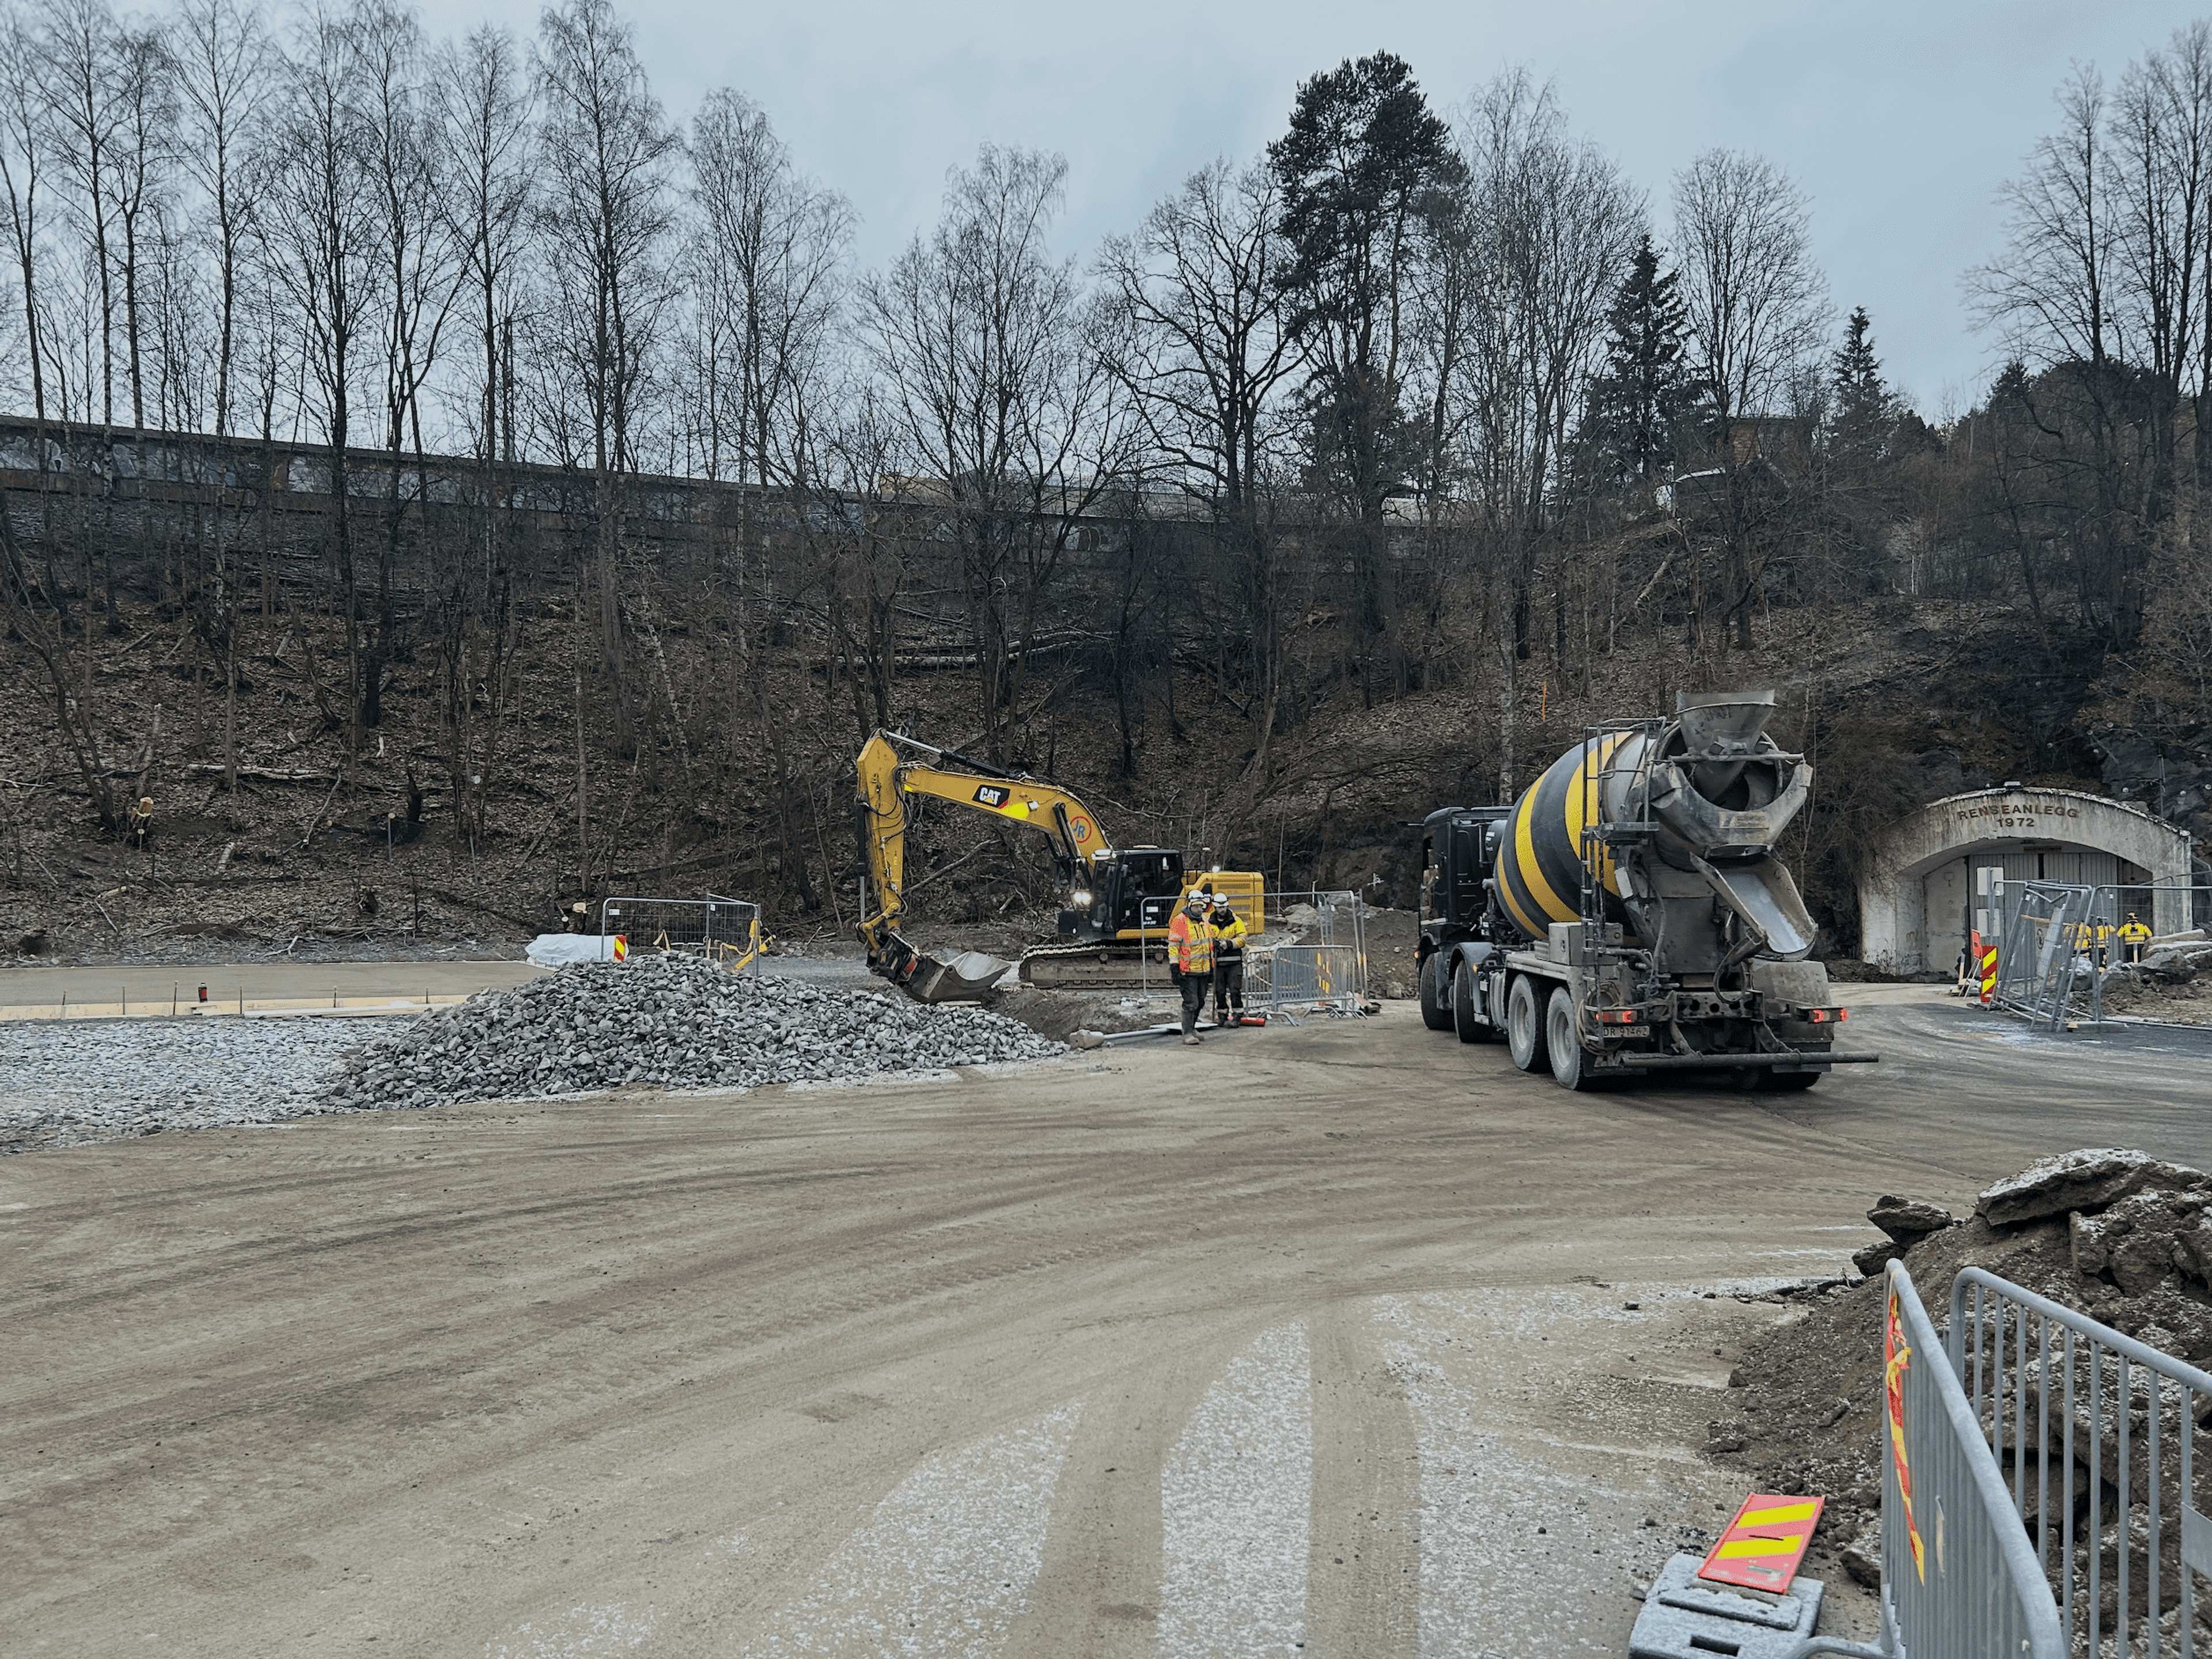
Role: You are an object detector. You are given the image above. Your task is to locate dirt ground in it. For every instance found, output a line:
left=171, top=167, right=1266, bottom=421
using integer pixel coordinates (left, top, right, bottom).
left=2099, top=968, right=2212, bottom=1026
left=8, top=986, right=2212, bottom=1656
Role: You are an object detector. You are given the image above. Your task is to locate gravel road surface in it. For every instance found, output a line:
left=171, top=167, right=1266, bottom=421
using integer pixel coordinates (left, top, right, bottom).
left=5, top=984, right=2206, bottom=1656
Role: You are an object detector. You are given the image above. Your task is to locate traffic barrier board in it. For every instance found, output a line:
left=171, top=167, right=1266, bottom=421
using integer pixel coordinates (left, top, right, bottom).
left=1696, top=1492, right=1824, bottom=1593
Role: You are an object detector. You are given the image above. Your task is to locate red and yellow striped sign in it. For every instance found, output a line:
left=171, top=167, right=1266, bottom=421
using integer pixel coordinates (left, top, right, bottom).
left=1696, top=1491, right=1825, bottom=1592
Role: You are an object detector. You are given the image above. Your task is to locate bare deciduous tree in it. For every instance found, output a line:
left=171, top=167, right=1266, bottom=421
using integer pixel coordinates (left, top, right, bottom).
left=172, top=0, right=270, bottom=439
left=0, top=6, right=54, bottom=422
left=861, top=143, right=1131, bottom=762
left=534, top=0, right=676, bottom=775
left=36, top=0, right=127, bottom=426
left=1094, top=156, right=1302, bottom=779
left=1445, top=71, right=1642, bottom=789
left=263, top=0, right=377, bottom=736
left=1672, top=146, right=1828, bottom=648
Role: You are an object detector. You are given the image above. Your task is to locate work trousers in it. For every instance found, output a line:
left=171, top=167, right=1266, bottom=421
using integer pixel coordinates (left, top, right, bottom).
left=1177, top=969, right=1208, bottom=1035
left=1213, top=960, right=1245, bottom=1022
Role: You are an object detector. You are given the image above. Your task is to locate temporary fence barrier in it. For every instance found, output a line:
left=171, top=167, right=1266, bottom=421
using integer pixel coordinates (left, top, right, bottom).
left=1991, top=880, right=2091, bottom=1030
left=598, top=894, right=763, bottom=973
left=1247, top=944, right=1363, bottom=1014
left=1986, top=878, right=2212, bottom=1029
left=1950, top=1266, right=2212, bottom=1657
left=1772, top=1262, right=2065, bottom=1659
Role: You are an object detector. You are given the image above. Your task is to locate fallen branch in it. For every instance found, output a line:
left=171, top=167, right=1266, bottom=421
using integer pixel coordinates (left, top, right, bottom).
left=188, top=763, right=341, bottom=783
left=298, top=766, right=344, bottom=847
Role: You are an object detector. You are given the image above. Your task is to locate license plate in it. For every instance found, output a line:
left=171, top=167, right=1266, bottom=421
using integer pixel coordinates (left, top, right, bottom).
left=1611, top=1025, right=1650, bottom=1038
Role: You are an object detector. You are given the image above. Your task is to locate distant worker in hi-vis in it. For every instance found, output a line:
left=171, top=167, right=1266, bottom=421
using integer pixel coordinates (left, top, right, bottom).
left=2119, top=912, right=2152, bottom=964
left=1168, top=892, right=1214, bottom=1045
left=1209, top=893, right=1248, bottom=1029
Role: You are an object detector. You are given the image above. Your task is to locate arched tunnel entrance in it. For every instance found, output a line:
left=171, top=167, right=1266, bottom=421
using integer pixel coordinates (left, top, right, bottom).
left=1858, top=788, right=2195, bottom=974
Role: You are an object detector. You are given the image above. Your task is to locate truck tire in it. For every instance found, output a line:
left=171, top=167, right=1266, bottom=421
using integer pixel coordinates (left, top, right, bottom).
left=1763, top=1069, right=1821, bottom=1092
left=1506, top=975, right=1549, bottom=1073
left=1546, top=986, right=1596, bottom=1091
left=1452, top=959, right=1494, bottom=1043
left=1418, top=953, right=1453, bottom=1031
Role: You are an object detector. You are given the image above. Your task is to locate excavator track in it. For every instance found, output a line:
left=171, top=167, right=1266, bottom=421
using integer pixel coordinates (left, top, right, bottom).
left=1018, top=938, right=1176, bottom=993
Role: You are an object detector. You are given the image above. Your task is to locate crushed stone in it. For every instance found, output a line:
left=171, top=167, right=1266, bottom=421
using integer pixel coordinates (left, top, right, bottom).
left=317, top=955, right=1065, bottom=1112
left=2, top=956, right=1064, bottom=1153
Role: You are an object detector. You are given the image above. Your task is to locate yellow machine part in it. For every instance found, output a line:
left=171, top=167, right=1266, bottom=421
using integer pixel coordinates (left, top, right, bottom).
left=1165, top=869, right=1264, bottom=931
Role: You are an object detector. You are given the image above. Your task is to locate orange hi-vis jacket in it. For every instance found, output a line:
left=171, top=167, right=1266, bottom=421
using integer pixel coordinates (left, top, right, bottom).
left=1169, top=908, right=1214, bottom=975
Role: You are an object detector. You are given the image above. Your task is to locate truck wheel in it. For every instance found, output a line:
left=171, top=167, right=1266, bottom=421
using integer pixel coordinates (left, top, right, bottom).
left=1506, top=975, right=1549, bottom=1072
left=1418, top=954, right=1453, bottom=1031
left=1452, top=959, right=1493, bottom=1044
left=1546, top=987, right=1597, bottom=1091
left=1763, top=1070, right=1821, bottom=1092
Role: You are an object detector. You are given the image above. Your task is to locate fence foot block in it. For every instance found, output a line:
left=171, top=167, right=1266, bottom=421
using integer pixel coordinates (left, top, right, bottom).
left=1630, top=1551, right=1826, bottom=1658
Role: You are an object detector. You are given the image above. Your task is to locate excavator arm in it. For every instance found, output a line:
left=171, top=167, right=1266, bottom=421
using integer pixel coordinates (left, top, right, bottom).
left=854, top=731, right=1116, bottom=1001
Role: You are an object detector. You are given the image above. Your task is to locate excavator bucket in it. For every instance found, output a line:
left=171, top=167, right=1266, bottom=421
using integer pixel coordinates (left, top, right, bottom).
left=900, top=949, right=1016, bottom=1004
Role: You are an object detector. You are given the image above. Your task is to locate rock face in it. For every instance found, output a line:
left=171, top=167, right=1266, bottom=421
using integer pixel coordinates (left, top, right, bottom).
left=318, top=957, right=1066, bottom=1113
left=1974, top=1149, right=2181, bottom=1228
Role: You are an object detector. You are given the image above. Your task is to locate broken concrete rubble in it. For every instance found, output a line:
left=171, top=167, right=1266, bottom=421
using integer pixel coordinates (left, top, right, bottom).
left=1867, top=1194, right=1954, bottom=1243
left=1974, top=1147, right=2180, bottom=1228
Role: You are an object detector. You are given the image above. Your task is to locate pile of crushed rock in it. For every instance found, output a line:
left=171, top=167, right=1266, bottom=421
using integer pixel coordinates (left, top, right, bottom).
left=1713, top=1148, right=2212, bottom=1601
left=317, top=956, right=1064, bottom=1112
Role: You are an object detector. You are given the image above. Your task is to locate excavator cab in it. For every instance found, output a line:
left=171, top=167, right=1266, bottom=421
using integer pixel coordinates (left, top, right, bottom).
left=1069, top=847, right=1184, bottom=942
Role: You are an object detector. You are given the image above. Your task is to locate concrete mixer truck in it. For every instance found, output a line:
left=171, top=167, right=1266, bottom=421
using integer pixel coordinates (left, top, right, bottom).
left=1412, top=690, right=1879, bottom=1090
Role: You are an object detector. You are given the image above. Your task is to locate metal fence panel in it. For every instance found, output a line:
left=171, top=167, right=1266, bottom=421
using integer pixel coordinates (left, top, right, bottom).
left=1994, top=882, right=2087, bottom=1030
left=1874, top=1263, right=2067, bottom=1659
left=599, top=894, right=763, bottom=972
left=1950, top=1267, right=2212, bottom=1656
left=1984, top=879, right=2212, bottom=1028
left=1249, top=944, right=1362, bottom=1013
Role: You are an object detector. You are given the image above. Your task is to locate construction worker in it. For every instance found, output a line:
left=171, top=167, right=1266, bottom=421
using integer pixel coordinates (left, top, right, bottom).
left=1209, top=892, right=1248, bottom=1028
left=1168, top=891, right=1214, bottom=1044
left=2093, top=917, right=2116, bottom=967
left=2119, top=912, right=2153, bottom=964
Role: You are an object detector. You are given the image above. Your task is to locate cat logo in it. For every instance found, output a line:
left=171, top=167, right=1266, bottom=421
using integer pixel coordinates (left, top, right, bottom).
left=973, top=785, right=1012, bottom=808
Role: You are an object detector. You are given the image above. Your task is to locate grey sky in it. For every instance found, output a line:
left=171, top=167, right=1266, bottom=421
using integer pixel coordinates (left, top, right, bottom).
left=474, top=0, right=2205, bottom=418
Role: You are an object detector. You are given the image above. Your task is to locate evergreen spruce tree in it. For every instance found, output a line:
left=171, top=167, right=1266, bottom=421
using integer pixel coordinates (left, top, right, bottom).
left=1830, top=305, right=1891, bottom=471
left=1581, top=233, right=1702, bottom=486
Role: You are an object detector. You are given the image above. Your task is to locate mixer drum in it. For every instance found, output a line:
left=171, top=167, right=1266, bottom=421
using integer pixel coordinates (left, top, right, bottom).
left=1492, top=733, right=1637, bottom=942
left=1490, top=691, right=1820, bottom=963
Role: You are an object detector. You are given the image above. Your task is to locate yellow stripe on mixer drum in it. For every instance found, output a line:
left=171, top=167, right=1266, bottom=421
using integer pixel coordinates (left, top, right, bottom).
left=1563, top=734, right=1627, bottom=897
left=1498, top=869, right=1548, bottom=941
left=1514, top=786, right=1577, bottom=925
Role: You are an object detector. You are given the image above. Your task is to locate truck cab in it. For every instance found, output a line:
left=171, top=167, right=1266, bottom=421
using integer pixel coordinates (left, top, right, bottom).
left=1414, top=807, right=1512, bottom=1028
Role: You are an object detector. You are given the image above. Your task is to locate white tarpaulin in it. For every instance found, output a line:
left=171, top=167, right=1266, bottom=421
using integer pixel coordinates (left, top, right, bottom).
left=525, top=933, right=622, bottom=968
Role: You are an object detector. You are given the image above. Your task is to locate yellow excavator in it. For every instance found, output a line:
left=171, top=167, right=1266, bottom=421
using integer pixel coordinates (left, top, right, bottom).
left=855, top=730, right=1264, bottom=1001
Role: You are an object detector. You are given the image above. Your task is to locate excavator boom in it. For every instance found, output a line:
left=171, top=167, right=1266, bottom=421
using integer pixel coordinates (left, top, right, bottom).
left=854, top=734, right=1018, bottom=1002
